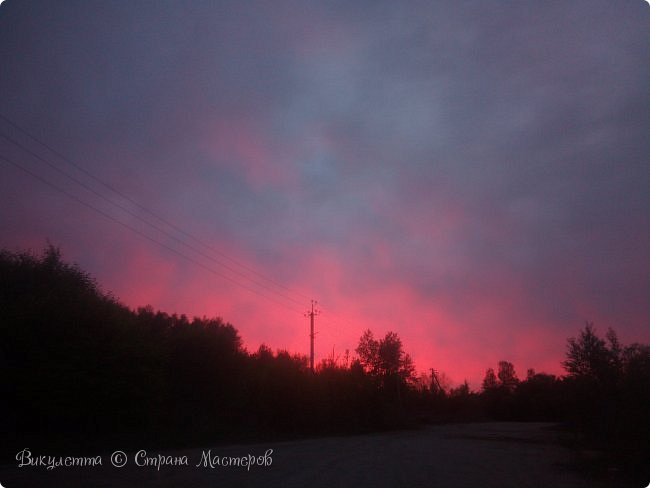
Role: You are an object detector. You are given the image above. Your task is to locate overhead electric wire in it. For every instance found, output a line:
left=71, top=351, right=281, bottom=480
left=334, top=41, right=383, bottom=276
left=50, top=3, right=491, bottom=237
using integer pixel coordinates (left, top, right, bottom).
left=0, top=131, right=306, bottom=307
left=315, top=304, right=353, bottom=334
left=0, top=114, right=358, bottom=353
left=0, top=153, right=305, bottom=316
left=0, top=112, right=313, bottom=302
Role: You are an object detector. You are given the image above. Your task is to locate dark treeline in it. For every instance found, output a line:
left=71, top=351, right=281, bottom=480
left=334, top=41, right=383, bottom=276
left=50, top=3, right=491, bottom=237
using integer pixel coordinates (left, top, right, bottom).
left=0, top=246, right=417, bottom=448
left=1, top=246, right=648, bottom=480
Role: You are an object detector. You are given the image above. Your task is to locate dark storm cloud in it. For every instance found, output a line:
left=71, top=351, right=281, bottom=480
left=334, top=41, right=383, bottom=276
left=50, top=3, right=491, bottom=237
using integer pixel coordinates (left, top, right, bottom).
left=1, top=0, right=648, bottom=383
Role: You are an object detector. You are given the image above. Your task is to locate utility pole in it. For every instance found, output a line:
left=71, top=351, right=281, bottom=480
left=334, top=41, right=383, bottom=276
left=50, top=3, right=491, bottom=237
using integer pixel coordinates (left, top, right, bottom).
left=305, top=300, right=320, bottom=372
left=430, top=368, right=442, bottom=394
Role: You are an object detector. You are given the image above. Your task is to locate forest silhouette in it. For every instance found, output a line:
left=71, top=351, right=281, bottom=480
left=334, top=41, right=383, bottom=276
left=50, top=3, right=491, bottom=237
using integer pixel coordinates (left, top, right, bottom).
left=1, top=245, right=648, bottom=481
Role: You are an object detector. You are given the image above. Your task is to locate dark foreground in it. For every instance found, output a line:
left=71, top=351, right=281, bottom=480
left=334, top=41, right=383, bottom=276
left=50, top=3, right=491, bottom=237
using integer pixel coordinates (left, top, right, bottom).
left=1, top=423, right=598, bottom=488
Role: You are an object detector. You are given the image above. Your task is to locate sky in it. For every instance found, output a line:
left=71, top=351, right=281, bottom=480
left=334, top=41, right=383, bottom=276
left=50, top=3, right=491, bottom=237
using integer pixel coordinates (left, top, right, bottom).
left=1, top=0, right=648, bottom=387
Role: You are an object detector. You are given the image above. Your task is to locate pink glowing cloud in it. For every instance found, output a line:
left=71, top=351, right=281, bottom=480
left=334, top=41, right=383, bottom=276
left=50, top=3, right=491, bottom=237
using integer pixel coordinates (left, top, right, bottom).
left=1, top=0, right=648, bottom=390
left=202, top=118, right=298, bottom=190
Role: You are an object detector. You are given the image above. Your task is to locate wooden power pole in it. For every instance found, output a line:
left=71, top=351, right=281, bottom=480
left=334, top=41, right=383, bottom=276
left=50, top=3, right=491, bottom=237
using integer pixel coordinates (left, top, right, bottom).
left=305, top=300, right=320, bottom=372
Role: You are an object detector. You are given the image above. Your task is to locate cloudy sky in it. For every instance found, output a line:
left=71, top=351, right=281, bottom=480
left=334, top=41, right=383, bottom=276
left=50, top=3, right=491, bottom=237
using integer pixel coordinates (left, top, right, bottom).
left=1, top=0, right=648, bottom=386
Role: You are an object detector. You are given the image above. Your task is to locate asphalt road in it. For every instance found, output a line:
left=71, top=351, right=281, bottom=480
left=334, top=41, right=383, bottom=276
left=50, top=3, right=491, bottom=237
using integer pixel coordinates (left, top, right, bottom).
left=1, top=422, right=594, bottom=488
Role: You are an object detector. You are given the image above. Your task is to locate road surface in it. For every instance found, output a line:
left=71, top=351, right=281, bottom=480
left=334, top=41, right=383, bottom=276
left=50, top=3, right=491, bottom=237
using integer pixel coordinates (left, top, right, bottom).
left=1, top=422, right=595, bottom=488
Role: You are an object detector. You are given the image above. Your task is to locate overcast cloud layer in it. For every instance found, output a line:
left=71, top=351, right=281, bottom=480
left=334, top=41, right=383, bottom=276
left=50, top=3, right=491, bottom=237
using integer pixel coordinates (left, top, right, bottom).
left=1, top=0, right=648, bottom=385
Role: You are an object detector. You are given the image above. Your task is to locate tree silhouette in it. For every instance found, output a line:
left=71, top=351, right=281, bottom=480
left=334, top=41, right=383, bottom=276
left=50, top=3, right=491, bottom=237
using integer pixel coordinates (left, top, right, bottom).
left=497, top=361, right=519, bottom=391
left=562, top=322, right=620, bottom=383
left=482, top=367, right=498, bottom=391
left=356, top=329, right=380, bottom=375
left=355, top=329, right=415, bottom=384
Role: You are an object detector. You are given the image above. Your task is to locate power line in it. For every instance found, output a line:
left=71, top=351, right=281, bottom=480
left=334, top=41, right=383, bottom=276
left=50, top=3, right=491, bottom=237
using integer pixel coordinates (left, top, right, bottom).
left=0, top=114, right=368, bottom=362
left=0, top=153, right=305, bottom=316
left=0, top=130, right=306, bottom=307
left=0, top=112, right=313, bottom=302
left=314, top=304, right=354, bottom=337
